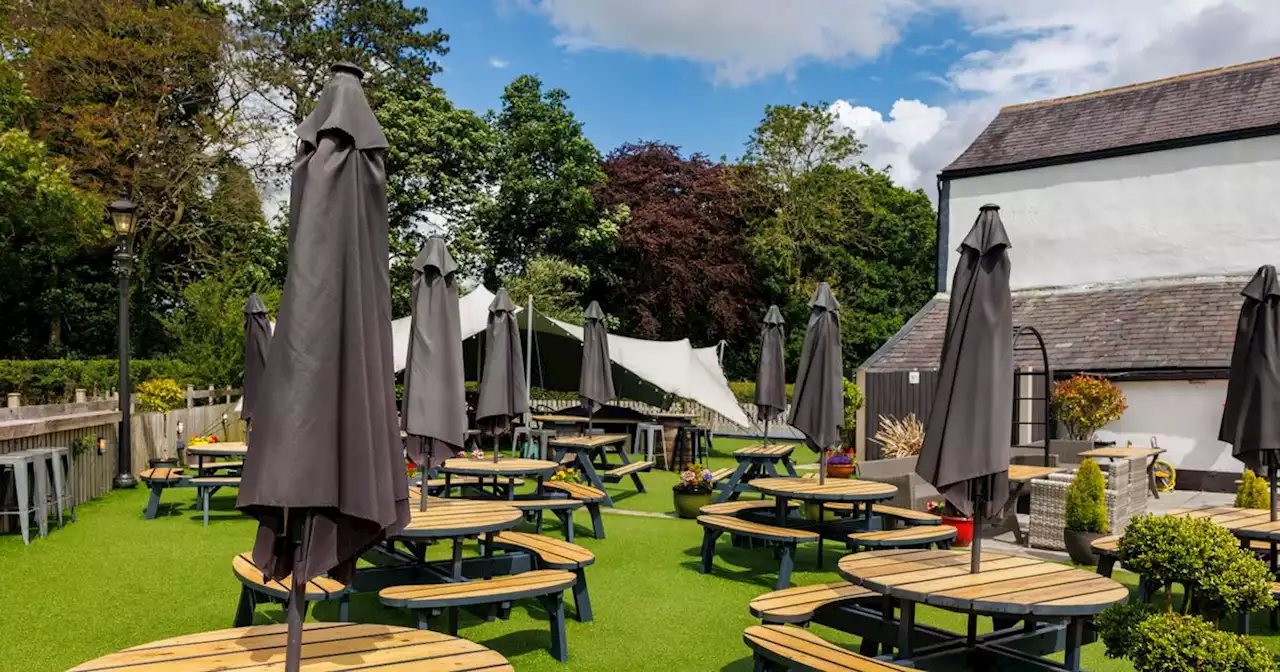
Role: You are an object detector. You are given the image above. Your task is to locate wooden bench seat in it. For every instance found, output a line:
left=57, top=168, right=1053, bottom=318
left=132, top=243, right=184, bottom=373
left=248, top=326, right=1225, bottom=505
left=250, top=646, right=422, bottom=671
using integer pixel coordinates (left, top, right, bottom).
left=543, top=481, right=607, bottom=539
left=744, top=625, right=914, bottom=671
left=196, top=460, right=244, bottom=473
left=140, top=467, right=187, bottom=520
left=231, top=553, right=350, bottom=626
left=601, top=461, right=653, bottom=480
left=824, top=503, right=941, bottom=527
left=697, top=515, right=820, bottom=589
left=749, top=582, right=876, bottom=624
left=699, top=499, right=796, bottom=516
left=511, top=499, right=584, bottom=541
left=709, top=467, right=734, bottom=483
left=191, top=476, right=241, bottom=527
left=424, top=476, right=526, bottom=491
left=847, top=526, right=956, bottom=551
left=490, top=531, right=595, bottom=622
left=379, top=570, right=577, bottom=661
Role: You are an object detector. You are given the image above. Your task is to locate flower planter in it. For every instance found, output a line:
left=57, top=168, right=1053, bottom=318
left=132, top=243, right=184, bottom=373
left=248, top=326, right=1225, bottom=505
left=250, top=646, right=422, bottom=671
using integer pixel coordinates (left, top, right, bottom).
left=1063, top=529, right=1105, bottom=566
left=824, top=463, right=855, bottom=479
left=673, top=491, right=713, bottom=519
left=942, top=515, right=973, bottom=547
left=148, top=457, right=179, bottom=469
left=802, top=501, right=838, bottom=522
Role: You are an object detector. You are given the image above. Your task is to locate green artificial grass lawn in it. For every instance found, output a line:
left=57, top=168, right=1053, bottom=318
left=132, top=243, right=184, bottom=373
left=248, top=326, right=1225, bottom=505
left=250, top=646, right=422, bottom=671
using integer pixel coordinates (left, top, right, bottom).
left=2, top=438, right=1278, bottom=671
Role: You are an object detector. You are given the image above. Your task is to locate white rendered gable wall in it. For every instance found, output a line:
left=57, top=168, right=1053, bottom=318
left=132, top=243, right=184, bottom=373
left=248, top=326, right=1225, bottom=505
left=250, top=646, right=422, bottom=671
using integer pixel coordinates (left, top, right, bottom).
left=945, top=134, right=1280, bottom=291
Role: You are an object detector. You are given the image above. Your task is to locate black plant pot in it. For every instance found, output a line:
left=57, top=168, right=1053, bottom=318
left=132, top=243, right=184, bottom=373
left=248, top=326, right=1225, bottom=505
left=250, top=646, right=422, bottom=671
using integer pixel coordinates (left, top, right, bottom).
left=148, top=457, right=179, bottom=469
left=1064, top=529, right=1104, bottom=566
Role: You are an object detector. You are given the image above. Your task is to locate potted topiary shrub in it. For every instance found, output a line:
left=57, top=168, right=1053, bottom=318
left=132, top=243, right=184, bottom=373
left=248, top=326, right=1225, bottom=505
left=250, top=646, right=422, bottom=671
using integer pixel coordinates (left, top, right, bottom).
left=1050, top=374, right=1127, bottom=463
left=672, top=464, right=715, bottom=518
left=1063, top=458, right=1109, bottom=565
left=824, top=448, right=855, bottom=479
left=1234, top=469, right=1271, bottom=510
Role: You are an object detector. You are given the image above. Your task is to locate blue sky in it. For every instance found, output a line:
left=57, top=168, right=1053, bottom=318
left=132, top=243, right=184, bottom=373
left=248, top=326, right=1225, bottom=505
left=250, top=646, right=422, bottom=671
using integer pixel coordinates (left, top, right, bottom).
left=416, top=1, right=1280, bottom=191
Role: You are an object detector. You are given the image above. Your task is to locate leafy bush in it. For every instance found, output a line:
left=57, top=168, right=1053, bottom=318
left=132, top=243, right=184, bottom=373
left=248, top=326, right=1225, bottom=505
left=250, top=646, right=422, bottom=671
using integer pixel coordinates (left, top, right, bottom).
left=0, top=359, right=203, bottom=404
left=842, top=378, right=863, bottom=432
left=1196, top=546, right=1276, bottom=622
left=1095, top=603, right=1160, bottom=659
left=673, top=464, right=715, bottom=495
left=1234, top=469, right=1271, bottom=510
left=1118, top=515, right=1229, bottom=609
left=728, top=380, right=795, bottom=404
left=162, top=271, right=280, bottom=388
left=1064, top=458, right=1109, bottom=533
left=135, top=378, right=185, bottom=413
left=1129, top=613, right=1275, bottom=672
left=1051, top=374, right=1127, bottom=440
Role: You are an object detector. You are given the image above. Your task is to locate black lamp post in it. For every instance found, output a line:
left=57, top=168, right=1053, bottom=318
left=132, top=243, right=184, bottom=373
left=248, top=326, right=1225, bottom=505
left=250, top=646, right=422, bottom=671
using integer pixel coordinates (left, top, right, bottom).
left=109, top=196, right=138, bottom=489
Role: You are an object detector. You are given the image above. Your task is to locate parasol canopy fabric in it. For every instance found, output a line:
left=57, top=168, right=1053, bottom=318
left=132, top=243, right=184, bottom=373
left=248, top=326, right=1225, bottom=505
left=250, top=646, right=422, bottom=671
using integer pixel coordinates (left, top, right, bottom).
left=578, top=301, right=617, bottom=415
left=754, top=305, right=787, bottom=423
left=400, top=237, right=468, bottom=466
left=1219, top=265, right=1280, bottom=472
left=236, top=63, right=408, bottom=586
left=915, top=203, right=1013, bottom=519
left=788, top=284, right=844, bottom=452
left=240, top=292, right=272, bottom=425
left=475, top=288, right=529, bottom=435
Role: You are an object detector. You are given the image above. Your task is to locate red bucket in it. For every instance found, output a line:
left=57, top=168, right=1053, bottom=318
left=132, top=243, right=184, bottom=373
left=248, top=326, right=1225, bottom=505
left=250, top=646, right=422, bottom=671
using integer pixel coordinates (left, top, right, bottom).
left=942, top=516, right=973, bottom=547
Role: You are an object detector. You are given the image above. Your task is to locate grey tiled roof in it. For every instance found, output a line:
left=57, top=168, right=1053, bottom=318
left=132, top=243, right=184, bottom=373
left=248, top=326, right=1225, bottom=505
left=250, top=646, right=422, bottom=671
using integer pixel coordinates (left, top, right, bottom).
left=945, top=58, right=1280, bottom=173
left=864, top=278, right=1247, bottom=373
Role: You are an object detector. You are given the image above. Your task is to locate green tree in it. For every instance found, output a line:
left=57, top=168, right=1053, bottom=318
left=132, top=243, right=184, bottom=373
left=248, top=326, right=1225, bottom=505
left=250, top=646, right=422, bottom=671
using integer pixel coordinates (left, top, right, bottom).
left=163, top=271, right=281, bottom=386
left=475, top=75, right=606, bottom=282
left=380, top=86, right=493, bottom=316
left=232, top=0, right=448, bottom=124
left=734, top=102, right=934, bottom=374
left=0, top=127, right=101, bottom=357
left=8, top=0, right=272, bottom=356
left=502, top=255, right=591, bottom=324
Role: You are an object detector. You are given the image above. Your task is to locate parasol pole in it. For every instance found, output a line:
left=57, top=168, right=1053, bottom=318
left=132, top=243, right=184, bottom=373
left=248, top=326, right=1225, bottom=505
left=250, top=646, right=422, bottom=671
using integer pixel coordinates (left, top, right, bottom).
left=284, top=509, right=311, bottom=672
left=525, top=295, right=534, bottom=425
left=819, top=444, right=827, bottom=485
left=763, top=418, right=769, bottom=450
left=420, top=441, right=431, bottom=512
left=1271, top=452, right=1277, bottom=523
left=970, top=477, right=986, bottom=574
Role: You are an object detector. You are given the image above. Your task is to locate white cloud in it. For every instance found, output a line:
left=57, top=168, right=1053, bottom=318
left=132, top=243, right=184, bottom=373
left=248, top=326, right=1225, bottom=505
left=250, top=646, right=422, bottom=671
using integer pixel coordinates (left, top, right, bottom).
left=489, top=57, right=511, bottom=69
left=520, top=0, right=1280, bottom=192
left=829, top=99, right=948, bottom=188
left=517, top=0, right=922, bottom=85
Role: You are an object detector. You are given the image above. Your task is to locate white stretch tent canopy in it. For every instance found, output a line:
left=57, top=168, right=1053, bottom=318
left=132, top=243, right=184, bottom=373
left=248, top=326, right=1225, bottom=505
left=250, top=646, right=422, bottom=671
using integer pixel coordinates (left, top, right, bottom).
left=517, top=311, right=751, bottom=428
left=391, top=286, right=507, bottom=372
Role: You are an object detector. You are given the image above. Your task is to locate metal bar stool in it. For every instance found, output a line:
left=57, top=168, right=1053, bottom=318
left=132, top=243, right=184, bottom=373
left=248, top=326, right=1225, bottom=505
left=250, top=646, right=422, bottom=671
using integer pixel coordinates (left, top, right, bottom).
left=0, top=450, right=46, bottom=544
left=634, top=423, right=663, bottom=466
left=512, top=425, right=532, bottom=458
left=32, top=446, right=75, bottom=527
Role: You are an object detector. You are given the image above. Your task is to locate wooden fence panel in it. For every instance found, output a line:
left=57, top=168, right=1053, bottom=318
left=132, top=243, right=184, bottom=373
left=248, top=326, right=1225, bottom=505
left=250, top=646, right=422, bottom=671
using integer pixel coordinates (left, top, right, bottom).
left=861, top=370, right=939, bottom=461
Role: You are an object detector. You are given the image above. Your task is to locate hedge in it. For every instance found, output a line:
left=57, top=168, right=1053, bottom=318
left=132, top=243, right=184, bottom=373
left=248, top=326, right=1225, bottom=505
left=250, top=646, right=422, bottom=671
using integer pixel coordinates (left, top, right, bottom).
left=728, top=380, right=795, bottom=404
left=0, top=360, right=210, bottom=405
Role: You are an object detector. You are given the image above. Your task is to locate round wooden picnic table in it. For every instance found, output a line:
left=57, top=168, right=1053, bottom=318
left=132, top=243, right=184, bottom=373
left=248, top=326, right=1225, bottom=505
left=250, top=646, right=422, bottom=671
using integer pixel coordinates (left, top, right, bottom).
left=397, top=496, right=523, bottom=541
left=185, top=443, right=248, bottom=458
left=839, top=549, right=1128, bottom=670
left=69, top=622, right=512, bottom=671
left=439, top=457, right=559, bottom=478
left=751, top=477, right=898, bottom=503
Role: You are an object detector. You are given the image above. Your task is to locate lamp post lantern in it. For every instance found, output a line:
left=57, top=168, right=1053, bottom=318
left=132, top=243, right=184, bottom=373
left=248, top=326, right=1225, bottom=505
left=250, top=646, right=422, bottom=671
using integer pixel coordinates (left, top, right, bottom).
left=109, top=196, right=138, bottom=489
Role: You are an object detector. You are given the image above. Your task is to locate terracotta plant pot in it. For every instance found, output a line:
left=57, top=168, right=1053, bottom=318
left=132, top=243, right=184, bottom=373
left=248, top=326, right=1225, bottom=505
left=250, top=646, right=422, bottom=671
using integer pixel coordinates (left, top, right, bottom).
left=1063, top=529, right=1104, bottom=566
left=673, top=491, right=713, bottom=519
left=942, top=515, right=973, bottom=547
left=824, top=463, right=855, bottom=479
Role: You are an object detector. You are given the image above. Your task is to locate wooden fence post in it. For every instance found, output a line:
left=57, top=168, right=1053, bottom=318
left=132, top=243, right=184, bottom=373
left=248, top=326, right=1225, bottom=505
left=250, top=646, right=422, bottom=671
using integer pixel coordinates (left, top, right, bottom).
left=6, top=393, right=19, bottom=409
left=186, top=385, right=195, bottom=441
left=75, top=388, right=87, bottom=403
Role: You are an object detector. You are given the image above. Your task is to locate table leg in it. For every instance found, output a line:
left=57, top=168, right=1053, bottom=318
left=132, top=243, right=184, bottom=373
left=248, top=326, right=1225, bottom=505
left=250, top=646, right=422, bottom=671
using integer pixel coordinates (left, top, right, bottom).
left=575, top=450, right=613, bottom=507
left=443, top=473, right=452, bottom=498
left=762, top=459, right=780, bottom=478
left=782, top=458, right=798, bottom=478
left=505, top=476, right=515, bottom=501
left=1063, top=618, right=1084, bottom=671
left=450, top=538, right=464, bottom=582
left=774, top=496, right=789, bottom=527
left=715, top=460, right=750, bottom=503
left=612, top=443, right=647, bottom=493
left=897, top=600, right=915, bottom=659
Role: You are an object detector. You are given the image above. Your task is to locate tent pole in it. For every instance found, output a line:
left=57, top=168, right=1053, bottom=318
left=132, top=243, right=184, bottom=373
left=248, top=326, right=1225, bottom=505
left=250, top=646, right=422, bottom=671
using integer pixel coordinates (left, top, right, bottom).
left=525, top=295, right=534, bottom=426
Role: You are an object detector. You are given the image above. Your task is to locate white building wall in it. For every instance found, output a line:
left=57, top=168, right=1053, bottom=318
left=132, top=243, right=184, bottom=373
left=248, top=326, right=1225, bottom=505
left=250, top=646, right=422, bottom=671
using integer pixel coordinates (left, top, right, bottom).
left=946, top=135, right=1280, bottom=291
left=1093, top=379, right=1241, bottom=474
